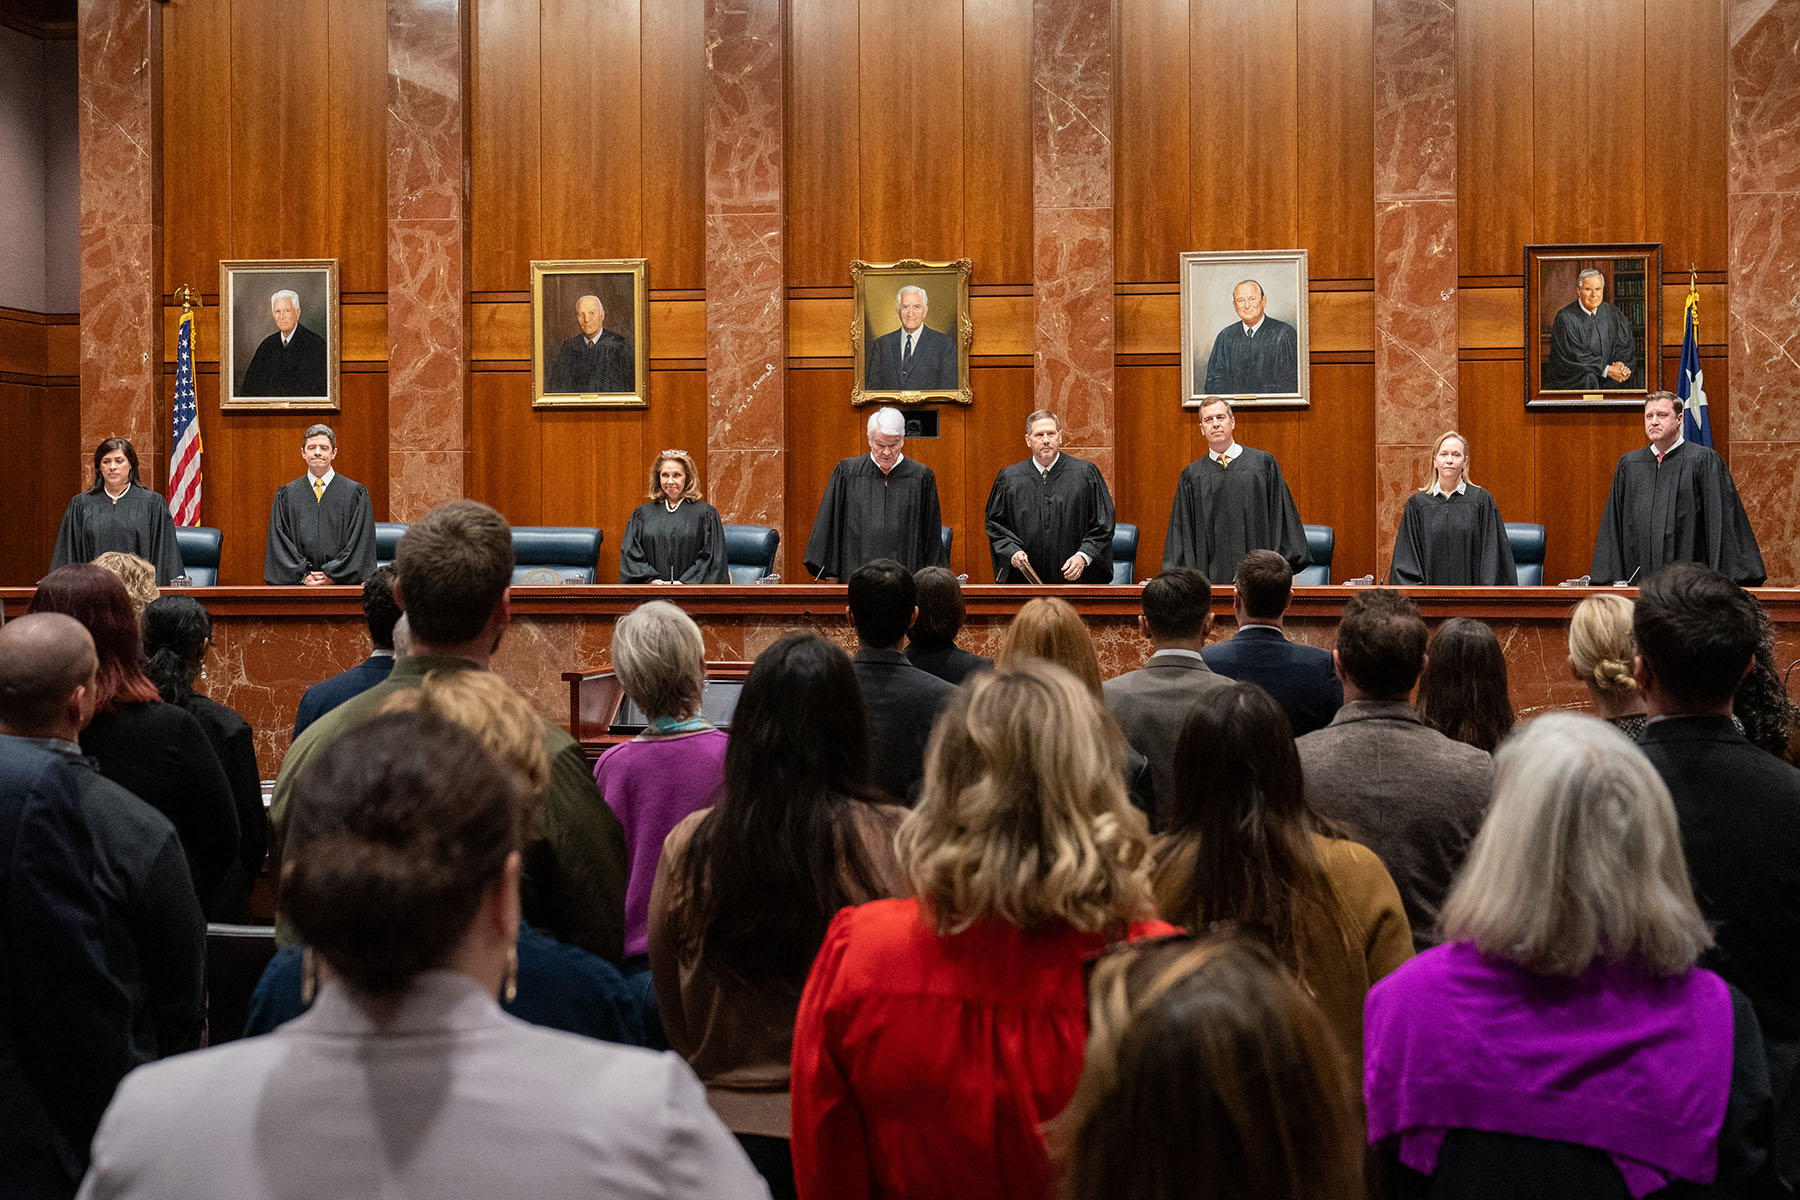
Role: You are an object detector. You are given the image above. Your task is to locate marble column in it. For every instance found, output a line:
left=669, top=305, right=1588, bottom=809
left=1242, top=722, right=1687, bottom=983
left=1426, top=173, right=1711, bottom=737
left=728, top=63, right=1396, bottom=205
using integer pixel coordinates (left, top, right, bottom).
left=704, top=0, right=788, bottom=572
left=1726, top=0, right=1800, bottom=586
left=1033, top=0, right=1114, bottom=482
left=386, top=0, right=467, bottom=519
left=1371, top=0, right=1458, bottom=580
left=78, top=0, right=161, bottom=485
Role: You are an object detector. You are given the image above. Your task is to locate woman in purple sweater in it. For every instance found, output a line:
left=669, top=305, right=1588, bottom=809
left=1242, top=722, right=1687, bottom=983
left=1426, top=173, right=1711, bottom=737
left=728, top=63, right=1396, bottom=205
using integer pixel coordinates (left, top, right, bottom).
left=593, top=601, right=727, bottom=971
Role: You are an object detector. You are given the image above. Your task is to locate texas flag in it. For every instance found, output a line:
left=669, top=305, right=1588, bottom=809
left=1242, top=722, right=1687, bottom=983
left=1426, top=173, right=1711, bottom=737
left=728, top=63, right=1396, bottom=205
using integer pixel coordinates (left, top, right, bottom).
left=1677, top=287, right=1711, bottom=448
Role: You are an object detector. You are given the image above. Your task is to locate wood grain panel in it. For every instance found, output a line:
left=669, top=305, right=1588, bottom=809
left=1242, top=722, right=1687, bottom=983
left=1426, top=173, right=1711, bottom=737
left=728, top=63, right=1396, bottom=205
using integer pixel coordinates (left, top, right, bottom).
left=536, top=406, right=653, bottom=581
left=1190, top=0, right=1298, bottom=251
left=858, top=0, right=963, bottom=262
left=1251, top=363, right=1377, bottom=579
left=469, top=0, right=541, bottom=291
left=1458, top=287, right=1524, bottom=350
left=786, top=0, right=859, bottom=286
left=962, top=0, right=1033, bottom=286
left=539, top=0, right=642, bottom=260
left=1116, top=0, right=1189, bottom=283
left=0, top=310, right=48, bottom=378
left=1115, top=364, right=1199, bottom=574
left=229, top=0, right=332, bottom=260
left=0, top=383, right=80, bottom=586
left=1532, top=0, right=1645, bottom=245
left=326, top=0, right=388, bottom=291
left=1296, top=0, right=1373, bottom=280
left=467, top=372, right=542, bottom=524
left=641, top=0, right=706, bottom=290
left=1645, top=0, right=1727, bottom=274
left=1457, top=0, right=1534, bottom=276
left=161, top=0, right=232, bottom=293
left=1116, top=290, right=1374, bottom=356
left=783, top=369, right=858, bottom=578
left=470, top=299, right=707, bottom=363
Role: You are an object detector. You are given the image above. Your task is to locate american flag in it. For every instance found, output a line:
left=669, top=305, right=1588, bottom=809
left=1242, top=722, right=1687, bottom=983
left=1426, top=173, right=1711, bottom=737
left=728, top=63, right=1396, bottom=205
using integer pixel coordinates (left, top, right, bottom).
left=169, top=308, right=204, bottom=525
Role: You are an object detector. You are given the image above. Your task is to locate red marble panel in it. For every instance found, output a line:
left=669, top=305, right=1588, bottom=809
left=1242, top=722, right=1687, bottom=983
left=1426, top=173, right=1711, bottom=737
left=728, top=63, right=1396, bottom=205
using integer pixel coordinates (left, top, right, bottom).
left=1031, top=0, right=1112, bottom=210
left=388, top=0, right=463, bottom=224
left=389, top=450, right=467, bottom=521
left=1729, top=442, right=1800, bottom=587
left=387, top=218, right=465, bottom=455
left=1374, top=200, right=1459, bottom=446
left=704, top=0, right=783, bottom=215
left=78, top=220, right=161, bottom=475
left=1373, top=0, right=1456, bottom=201
left=1374, top=443, right=1425, bottom=583
left=704, top=212, right=786, bottom=451
left=1726, top=0, right=1800, bottom=195
left=1034, top=207, right=1113, bottom=444
left=704, top=449, right=787, bottom=564
left=77, top=0, right=157, bottom=230
left=1726, top=192, right=1800, bottom=443
left=205, top=614, right=371, bottom=773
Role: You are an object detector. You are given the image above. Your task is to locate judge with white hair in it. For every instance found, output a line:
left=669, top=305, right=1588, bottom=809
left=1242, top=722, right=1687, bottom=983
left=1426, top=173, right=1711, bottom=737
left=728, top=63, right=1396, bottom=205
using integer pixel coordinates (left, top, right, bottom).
left=803, top=407, right=950, bottom=581
left=240, top=288, right=328, bottom=397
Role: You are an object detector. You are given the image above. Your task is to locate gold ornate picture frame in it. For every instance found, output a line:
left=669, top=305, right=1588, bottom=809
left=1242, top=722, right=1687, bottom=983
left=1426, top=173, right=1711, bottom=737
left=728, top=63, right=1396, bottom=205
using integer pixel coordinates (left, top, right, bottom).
left=219, top=258, right=340, bottom=411
left=531, top=259, right=649, bottom=409
left=1179, top=248, right=1310, bottom=409
left=851, top=258, right=973, bottom=407
left=1526, top=242, right=1661, bottom=409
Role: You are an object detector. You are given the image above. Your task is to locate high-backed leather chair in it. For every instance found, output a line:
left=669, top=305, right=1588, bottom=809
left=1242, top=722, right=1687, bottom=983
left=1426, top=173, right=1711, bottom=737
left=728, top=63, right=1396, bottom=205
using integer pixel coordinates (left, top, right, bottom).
left=375, top=522, right=408, bottom=570
left=510, top=526, right=603, bottom=584
left=1111, top=523, right=1139, bottom=584
left=204, top=923, right=278, bottom=1045
left=723, top=524, right=780, bottom=584
left=1296, top=525, right=1334, bottom=584
left=1505, top=522, right=1547, bottom=586
left=940, top=525, right=953, bottom=563
left=172, top=525, right=222, bottom=586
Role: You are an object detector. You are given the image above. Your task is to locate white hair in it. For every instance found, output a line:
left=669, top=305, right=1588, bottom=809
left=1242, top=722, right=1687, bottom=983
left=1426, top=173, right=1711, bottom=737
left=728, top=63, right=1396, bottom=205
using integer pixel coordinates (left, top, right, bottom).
left=1576, top=268, right=1604, bottom=287
left=867, top=407, right=905, bottom=438
left=271, top=289, right=300, bottom=309
left=577, top=294, right=603, bottom=311
left=896, top=285, right=928, bottom=310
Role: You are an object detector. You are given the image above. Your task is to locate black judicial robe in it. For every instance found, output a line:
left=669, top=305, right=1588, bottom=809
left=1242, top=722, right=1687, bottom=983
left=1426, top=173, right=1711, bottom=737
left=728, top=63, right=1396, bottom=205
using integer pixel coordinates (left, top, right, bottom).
left=1389, top=486, right=1518, bottom=586
left=239, top=324, right=328, bottom=397
left=1544, top=300, right=1639, bottom=390
left=803, top=456, right=948, bottom=580
left=1202, top=317, right=1300, bottom=394
left=1162, top=448, right=1309, bottom=581
left=1589, top=442, right=1766, bottom=587
left=263, top=474, right=377, bottom=585
left=545, top=329, right=632, bottom=394
left=51, top=486, right=185, bottom=585
left=985, top=454, right=1116, bottom=584
left=619, top=499, right=730, bottom=584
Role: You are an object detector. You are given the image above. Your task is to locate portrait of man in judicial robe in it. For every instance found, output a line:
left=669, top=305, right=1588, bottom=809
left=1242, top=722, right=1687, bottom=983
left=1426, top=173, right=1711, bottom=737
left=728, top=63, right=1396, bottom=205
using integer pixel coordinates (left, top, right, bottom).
left=265, top=423, right=378, bottom=586
left=221, top=259, right=339, bottom=411
left=1181, top=249, right=1310, bottom=406
left=531, top=259, right=648, bottom=408
left=851, top=257, right=972, bottom=404
left=1527, top=244, right=1659, bottom=407
left=1543, top=268, right=1641, bottom=390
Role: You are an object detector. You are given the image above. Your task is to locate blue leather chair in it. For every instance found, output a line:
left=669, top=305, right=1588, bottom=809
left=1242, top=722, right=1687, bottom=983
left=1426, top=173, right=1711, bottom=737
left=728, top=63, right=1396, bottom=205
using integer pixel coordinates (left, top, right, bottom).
left=723, top=524, right=780, bottom=584
left=1505, top=522, right=1547, bottom=586
left=510, top=526, right=603, bottom=584
left=375, top=522, right=408, bottom=570
left=1111, top=523, right=1139, bottom=585
left=1296, top=525, right=1334, bottom=584
left=173, top=526, right=222, bottom=586
left=940, top=526, right=953, bottom=563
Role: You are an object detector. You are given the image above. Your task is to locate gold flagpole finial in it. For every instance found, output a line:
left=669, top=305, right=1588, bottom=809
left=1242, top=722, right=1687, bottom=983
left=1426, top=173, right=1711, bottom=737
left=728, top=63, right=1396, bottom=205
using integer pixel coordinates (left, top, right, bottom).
left=173, top=283, right=201, bottom=311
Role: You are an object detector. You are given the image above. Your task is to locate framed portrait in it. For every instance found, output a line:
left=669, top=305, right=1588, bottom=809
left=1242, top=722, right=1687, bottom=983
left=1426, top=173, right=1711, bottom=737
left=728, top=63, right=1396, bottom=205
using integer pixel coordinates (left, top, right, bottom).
left=1180, top=249, right=1310, bottom=408
left=532, top=259, right=649, bottom=409
left=1526, top=243, right=1661, bottom=409
left=219, top=259, right=339, bottom=411
left=851, top=258, right=972, bottom=407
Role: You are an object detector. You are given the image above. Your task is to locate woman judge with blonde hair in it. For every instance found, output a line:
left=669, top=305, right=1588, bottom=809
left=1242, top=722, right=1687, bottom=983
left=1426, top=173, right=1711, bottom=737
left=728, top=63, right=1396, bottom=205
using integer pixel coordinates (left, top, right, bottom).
left=1388, top=431, right=1517, bottom=586
left=619, top=449, right=730, bottom=584
left=790, top=659, right=1175, bottom=1200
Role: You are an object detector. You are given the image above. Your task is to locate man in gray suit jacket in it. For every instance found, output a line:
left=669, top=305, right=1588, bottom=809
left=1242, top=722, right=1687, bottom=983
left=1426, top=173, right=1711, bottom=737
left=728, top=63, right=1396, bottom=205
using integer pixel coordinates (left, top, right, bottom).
left=1203, top=550, right=1341, bottom=735
left=1296, top=589, right=1491, bottom=951
left=848, top=559, right=956, bottom=804
left=1103, top=569, right=1233, bottom=831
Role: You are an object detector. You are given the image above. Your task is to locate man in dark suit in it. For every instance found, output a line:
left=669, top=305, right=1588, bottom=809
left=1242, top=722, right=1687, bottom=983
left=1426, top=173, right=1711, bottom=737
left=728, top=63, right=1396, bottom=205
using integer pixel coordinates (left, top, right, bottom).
left=1632, top=562, right=1800, bottom=1177
left=1296, top=589, right=1491, bottom=951
left=545, top=294, right=633, bottom=394
left=293, top=565, right=402, bottom=740
left=1103, top=569, right=1232, bottom=829
left=864, top=285, right=958, bottom=391
left=239, top=288, right=328, bottom=397
left=847, top=559, right=955, bottom=804
left=1203, top=549, right=1341, bottom=735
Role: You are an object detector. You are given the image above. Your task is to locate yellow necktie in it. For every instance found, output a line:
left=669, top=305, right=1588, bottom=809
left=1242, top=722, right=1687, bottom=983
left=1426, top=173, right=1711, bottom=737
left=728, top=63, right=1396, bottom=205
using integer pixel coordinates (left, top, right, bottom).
left=313, top=477, right=324, bottom=502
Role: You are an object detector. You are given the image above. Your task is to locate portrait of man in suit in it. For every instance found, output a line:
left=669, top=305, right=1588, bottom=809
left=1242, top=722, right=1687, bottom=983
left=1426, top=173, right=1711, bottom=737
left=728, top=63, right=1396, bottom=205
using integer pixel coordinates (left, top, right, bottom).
left=852, top=258, right=972, bottom=402
left=865, top=285, right=958, bottom=392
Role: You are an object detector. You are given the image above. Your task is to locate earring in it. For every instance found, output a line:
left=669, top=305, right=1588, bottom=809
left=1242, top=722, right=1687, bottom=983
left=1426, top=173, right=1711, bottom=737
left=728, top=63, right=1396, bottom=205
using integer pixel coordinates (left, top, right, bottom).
left=502, top=945, right=518, bottom=1005
left=301, top=946, right=318, bottom=1005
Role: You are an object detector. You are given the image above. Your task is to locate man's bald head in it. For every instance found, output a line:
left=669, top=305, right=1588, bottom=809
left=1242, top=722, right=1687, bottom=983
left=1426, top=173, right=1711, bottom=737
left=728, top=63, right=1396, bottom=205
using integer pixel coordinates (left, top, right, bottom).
left=0, top=613, right=97, bottom=737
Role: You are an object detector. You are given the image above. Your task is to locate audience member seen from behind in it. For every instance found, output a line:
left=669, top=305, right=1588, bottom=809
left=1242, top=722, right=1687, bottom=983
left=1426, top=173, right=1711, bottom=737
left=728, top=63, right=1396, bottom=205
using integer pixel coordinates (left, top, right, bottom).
left=29, top=565, right=240, bottom=918
left=1153, top=681, right=1411, bottom=1068
left=904, top=566, right=993, bottom=685
left=1416, top=617, right=1516, bottom=754
left=90, top=552, right=159, bottom=623
left=292, top=565, right=401, bottom=740
left=846, top=559, right=956, bottom=804
left=790, top=660, right=1174, bottom=1200
left=79, top=712, right=765, bottom=1200
left=650, top=632, right=906, bottom=1200
left=245, top=671, right=644, bottom=1048
left=141, top=596, right=267, bottom=918
left=1201, top=549, right=1342, bottom=735
left=1001, top=596, right=1156, bottom=824
left=1057, top=934, right=1364, bottom=1200
left=1365, top=714, right=1778, bottom=1197
left=1734, top=596, right=1800, bottom=765
left=1567, top=592, right=1646, bottom=739
left=596, top=601, right=728, bottom=975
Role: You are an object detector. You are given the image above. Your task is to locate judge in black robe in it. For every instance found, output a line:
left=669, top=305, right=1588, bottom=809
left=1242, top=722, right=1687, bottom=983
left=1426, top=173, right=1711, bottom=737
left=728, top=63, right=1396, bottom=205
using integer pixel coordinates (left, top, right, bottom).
left=1544, top=272, right=1639, bottom=390
left=804, top=410, right=948, bottom=580
left=620, top=500, right=729, bottom=584
left=546, top=327, right=632, bottom=394
left=986, top=415, right=1115, bottom=584
left=53, top=440, right=185, bottom=585
left=264, top=472, right=377, bottom=585
left=1201, top=279, right=1300, bottom=395
left=1163, top=444, right=1309, bottom=581
left=1390, top=485, right=1518, bottom=586
left=239, top=316, right=328, bottom=398
left=1590, top=441, right=1765, bottom=587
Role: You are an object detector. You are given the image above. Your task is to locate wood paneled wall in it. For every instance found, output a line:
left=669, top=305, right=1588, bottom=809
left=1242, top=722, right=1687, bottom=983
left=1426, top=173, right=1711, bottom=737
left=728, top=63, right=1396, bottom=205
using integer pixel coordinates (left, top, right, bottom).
left=1, top=307, right=79, bottom=584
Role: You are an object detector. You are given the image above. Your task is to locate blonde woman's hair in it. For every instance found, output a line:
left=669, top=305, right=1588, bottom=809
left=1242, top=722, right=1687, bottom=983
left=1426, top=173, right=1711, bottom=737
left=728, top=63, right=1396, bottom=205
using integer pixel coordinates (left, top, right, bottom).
left=1441, top=713, right=1710, bottom=977
left=380, top=670, right=549, bottom=831
left=611, top=599, right=706, bottom=721
left=897, top=659, right=1153, bottom=936
left=1418, top=430, right=1476, bottom=491
left=645, top=450, right=703, bottom=503
left=1568, top=591, right=1638, bottom=696
left=92, top=551, right=160, bottom=621
left=998, top=597, right=1104, bottom=698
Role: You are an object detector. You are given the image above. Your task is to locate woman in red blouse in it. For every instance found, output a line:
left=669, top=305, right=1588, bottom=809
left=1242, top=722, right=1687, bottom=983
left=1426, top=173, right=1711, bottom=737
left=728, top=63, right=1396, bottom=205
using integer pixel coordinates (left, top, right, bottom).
left=789, top=659, right=1175, bottom=1200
